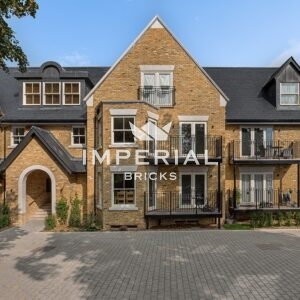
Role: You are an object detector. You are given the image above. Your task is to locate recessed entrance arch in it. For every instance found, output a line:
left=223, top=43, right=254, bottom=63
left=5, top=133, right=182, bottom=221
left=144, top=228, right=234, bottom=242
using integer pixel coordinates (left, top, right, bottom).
left=18, top=165, right=56, bottom=215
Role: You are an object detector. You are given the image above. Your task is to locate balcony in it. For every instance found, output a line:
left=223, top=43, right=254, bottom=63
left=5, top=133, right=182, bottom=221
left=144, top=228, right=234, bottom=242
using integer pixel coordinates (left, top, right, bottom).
left=227, top=189, right=300, bottom=211
left=145, top=135, right=222, bottom=164
left=144, top=191, right=222, bottom=228
left=229, top=140, right=300, bottom=164
left=139, top=86, right=175, bottom=107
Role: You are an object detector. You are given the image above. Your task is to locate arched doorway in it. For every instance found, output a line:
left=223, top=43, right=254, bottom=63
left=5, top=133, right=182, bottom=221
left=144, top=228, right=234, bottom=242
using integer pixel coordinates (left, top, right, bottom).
left=18, top=165, right=56, bottom=218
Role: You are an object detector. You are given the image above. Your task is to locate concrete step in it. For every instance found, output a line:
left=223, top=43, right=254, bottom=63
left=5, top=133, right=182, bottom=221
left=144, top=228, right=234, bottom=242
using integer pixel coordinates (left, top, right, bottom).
left=31, top=204, right=52, bottom=220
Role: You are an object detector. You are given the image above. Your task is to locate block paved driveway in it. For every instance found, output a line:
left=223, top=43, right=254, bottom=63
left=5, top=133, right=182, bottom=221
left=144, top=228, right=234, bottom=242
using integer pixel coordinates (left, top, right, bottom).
left=1, top=222, right=300, bottom=300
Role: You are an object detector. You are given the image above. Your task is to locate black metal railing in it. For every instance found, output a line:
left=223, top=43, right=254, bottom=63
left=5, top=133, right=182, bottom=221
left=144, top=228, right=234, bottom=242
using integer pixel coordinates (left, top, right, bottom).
left=227, top=189, right=300, bottom=210
left=145, top=135, right=222, bottom=159
left=139, top=86, right=175, bottom=107
left=144, top=190, right=222, bottom=216
left=229, top=140, right=300, bottom=161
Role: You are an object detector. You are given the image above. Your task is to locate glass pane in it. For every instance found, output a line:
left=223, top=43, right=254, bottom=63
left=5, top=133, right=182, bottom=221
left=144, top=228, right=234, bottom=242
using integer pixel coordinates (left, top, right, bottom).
left=53, top=83, right=59, bottom=93
left=148, top=178, right=156, bottom=208
left=65, top=83, right=71, bottom=93
left=195, top=175, right=205, bottom=206
left=241, top=128, right=251, bottom=156
left=144, top=74, right=155, bottom=86
left=72, top=83, right=79, bottom=93
left=79, top=136, right=85, bottom=144
left=241, top=174, right=251, bottom=203
left=65, top=95, right=72, bottom=104
left=181, top=124, right=192, bottom=155
left=114, top=174, right=124, bottom=189
left=181, top=175, right=191, bottom=205
left=114, top=131, right=124, bottom=143
left=72, top=95, right=80, bottom=104
left=124, top=131, right=134, bottom=143
left=281, top=94, right=298, bottom=104
left=45, top=83, right=51, bottom=93
left=254, top=128, right=264, bottom=157
left=124, top=117, right=134, bottom=129
left=114, top=118, right=123, bottom=130
left=32, top=83, right=40, bottom=93
left=159, top=74, right=170, bottom=86
left=281, top=83, right=298, bottom=94
left=195, top=124, right=205, bottom=155
left=25, top=83, right=32, bottom=93
left=125, top=177, right=134, bottom=189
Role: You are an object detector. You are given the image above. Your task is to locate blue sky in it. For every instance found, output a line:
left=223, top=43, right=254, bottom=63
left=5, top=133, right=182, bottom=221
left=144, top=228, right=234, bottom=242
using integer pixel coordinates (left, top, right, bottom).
left=7, top=0, right=300, bottom=67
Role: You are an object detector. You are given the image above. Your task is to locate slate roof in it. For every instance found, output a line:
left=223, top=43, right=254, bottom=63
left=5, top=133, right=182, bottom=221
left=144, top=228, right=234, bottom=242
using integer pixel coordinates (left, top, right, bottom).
left=0, top=66, right=109, bottom=123
left=204, top=66, right=300, bottom=123
left=0, top=126, right=86, bottom=174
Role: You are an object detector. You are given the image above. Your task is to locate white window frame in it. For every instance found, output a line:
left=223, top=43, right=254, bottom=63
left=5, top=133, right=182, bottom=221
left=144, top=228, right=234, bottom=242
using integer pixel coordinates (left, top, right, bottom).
left=11, top=126, right=26, bottom=146
left=63, top=82, right=80, bottom=105
left=179, top=122, right=207, bottom=157
left=148, top=167, right=157, bottom=211
left=240, top=127, right=273, bottom=158
left=240, top=172, right=273, bottom=204
left=111, top=116, right=135, bottom=145
left=280, top=82, right=299, bottom=105
left=111, top=172, right=136, bottom=208
left=71, top=126, right=86, bottom=146
left=23, top=82, right=41, bottom=105
left=43, top=82, right=61, bottom=105
left=179, top=172, right=207, bottom=208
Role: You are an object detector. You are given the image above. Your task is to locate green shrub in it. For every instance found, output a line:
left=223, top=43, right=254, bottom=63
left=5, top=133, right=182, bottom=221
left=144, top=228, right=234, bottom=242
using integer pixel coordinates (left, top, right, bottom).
left=56, top=196, right=69, bottom=225
left=0, top=214, right=10, bottom=228
left=69, top=195, right=81, bottom=228
left=257, top=212, right=266, bottom=227
left=44, top=215, right=57, bottom=230
left=265, top=212, right=273, bottom=227
left=277, top=212, right=285, bottom=226
left=1, top=204, right=10, bottom=215
left=284, top=212, right=294, bottom=226
left=250, top=212, right=259, bottom=228
left=83, top=212, right=102, bottom=231
left=295, top=212, right=300, bottom=226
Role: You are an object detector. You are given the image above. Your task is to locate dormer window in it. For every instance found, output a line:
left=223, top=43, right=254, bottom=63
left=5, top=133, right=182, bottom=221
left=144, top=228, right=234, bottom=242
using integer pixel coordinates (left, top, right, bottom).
left=22, top=82, right=80, bottom=106
left=280, top=83, right=299, bottom=105
left=63, top=83, right=80, bottom=105
left=24, top=82, right=41, bottom=105
left=44, top=83, right=60, bottom=105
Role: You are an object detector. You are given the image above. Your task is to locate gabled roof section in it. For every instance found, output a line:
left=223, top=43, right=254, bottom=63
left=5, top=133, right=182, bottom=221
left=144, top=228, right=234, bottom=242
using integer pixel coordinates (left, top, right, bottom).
left=84, top=15, right=229, bottom=104
left=263, top=56, right=300, bottom=88
left=0, top=126, right=86, bottom=174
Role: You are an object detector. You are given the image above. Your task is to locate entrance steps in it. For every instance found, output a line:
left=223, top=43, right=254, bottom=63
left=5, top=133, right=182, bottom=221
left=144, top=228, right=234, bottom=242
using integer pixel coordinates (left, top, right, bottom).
left=31, top=203, right=52, bottom=220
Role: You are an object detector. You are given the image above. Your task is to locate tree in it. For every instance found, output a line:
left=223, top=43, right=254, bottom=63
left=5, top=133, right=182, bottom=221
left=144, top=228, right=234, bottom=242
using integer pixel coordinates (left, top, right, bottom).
left=0, top=0, right=38, bottom=72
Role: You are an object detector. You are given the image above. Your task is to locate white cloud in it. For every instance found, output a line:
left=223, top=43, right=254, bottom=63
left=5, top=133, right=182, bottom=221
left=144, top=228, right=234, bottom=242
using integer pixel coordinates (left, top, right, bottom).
left=271, top=40, right=300, bottom=66
left=60, top=52, right=91, bottom=66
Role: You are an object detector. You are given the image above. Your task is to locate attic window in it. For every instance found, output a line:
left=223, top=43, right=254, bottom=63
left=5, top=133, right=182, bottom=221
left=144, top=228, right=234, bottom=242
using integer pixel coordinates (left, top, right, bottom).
left=280, top=83, right=299, bottom=105
left=24, top=82, right=41, bottom=105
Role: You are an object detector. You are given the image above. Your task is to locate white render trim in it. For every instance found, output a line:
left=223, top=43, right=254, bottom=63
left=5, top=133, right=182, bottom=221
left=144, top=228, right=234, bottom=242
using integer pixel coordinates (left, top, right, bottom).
left=18, top=165, right=56, bottom=214
left=151, top=19, right=163, bottom=28
left=147, top=111, right=159, bottom=120
left=83, top=15, right=229, bottom=103
left=110, top=165, right=138, bottom=172
left=108, top=205, right=138, bottom=211
left=220, top=95, right=227, bottom=107
left=178, top=166, right=209, bottom=173
left=239, top=166, right=275, bottom=173
left=109, top=109, right=137, bottom=116
left=178, top=115, right=209, bottom=122
left=140, top=65, right=175, bottom=71
left=86, top=95, right=93, bottom=107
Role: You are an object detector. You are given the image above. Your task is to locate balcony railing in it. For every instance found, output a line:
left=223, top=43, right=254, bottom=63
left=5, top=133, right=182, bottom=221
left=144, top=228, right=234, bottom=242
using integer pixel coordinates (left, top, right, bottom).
left=227, top=189, right=300, bottom=210
left=229, top=140, right=300, bottom=161
left=144, top=190, right=222, bottom=216
left=146, top=135, right=222, bottom=160
left=139, top=86, right=175, bottom=107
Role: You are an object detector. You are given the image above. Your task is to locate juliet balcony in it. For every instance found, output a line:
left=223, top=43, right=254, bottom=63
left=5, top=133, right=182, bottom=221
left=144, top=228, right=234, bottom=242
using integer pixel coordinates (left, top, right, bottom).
left=144, top=135, right=223, bottom=164
left=229, top=140, right=300, bottom=164
left=139, top=86, right=175, bottom=107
